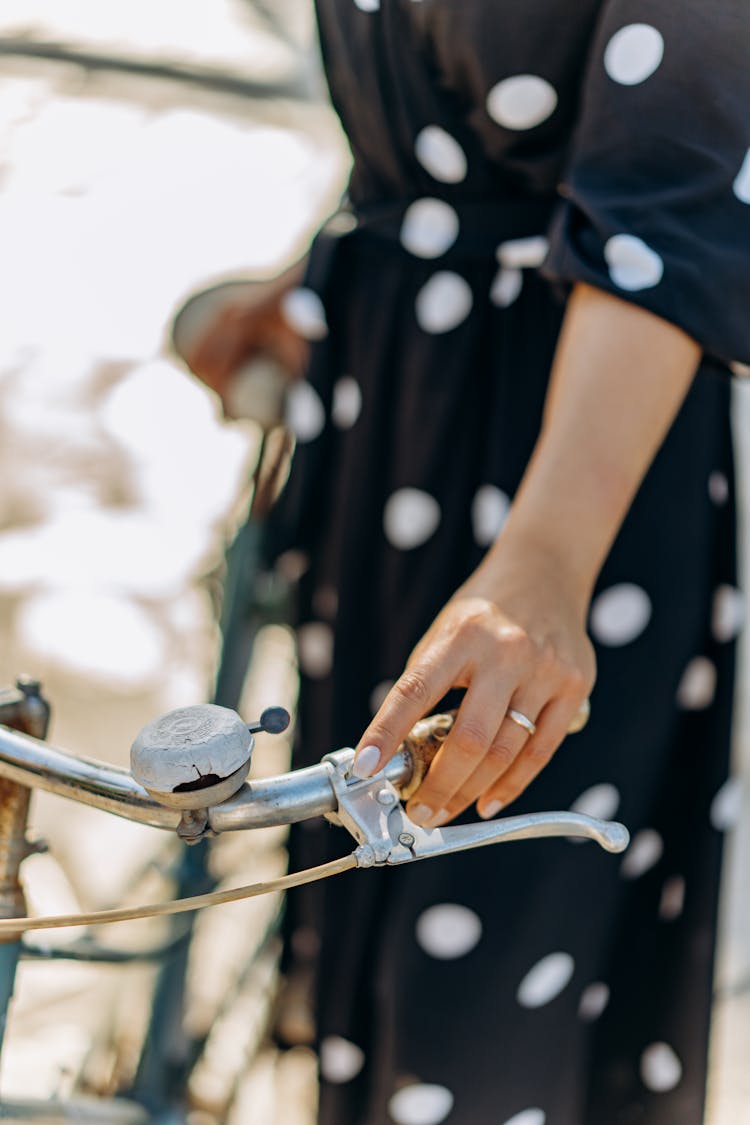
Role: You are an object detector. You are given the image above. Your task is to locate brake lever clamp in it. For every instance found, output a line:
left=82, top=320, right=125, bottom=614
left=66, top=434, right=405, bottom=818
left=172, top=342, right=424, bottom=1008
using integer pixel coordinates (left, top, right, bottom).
left=323, top=749, right=630, bottom=867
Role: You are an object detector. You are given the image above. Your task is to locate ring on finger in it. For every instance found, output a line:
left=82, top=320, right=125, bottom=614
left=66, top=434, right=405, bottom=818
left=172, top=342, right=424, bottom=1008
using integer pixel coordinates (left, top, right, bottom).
left=506, top=708, right=537, bottom=737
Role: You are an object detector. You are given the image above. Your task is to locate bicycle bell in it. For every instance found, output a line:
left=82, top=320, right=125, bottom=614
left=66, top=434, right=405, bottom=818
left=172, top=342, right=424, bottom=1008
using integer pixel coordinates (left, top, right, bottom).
left=130, top=703, right=289, bottom=810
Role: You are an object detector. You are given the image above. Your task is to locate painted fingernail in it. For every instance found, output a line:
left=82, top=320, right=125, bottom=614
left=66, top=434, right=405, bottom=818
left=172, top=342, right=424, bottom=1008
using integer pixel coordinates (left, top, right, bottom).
left=409, top=803, right=434, bottom=826
left=479, top=799, right=503, bottom=820
left=351, top=745, right=381, bottom=779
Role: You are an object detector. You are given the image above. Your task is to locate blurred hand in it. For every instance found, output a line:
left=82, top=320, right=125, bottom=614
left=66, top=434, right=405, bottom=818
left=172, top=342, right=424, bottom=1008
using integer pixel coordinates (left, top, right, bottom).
left=185, top=288, right=309, bottom=414
left=352, top=553, right=595, bottom=825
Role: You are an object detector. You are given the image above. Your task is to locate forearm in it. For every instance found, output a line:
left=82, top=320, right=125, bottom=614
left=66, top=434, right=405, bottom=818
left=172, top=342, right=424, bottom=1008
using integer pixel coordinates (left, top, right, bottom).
left=475, top=282, right=701, bottom=614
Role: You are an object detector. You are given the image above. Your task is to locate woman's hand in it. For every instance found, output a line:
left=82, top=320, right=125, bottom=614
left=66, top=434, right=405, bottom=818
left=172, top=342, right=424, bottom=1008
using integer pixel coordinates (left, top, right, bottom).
left=353, top=552, right=596, bottom=825
left=183, top=262, right=310, bottom=416
left=352, top=282, right=701, bottom=826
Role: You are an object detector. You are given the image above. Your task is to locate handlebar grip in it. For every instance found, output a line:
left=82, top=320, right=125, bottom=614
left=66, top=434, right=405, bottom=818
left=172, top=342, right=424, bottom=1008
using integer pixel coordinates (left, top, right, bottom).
left=397, top=711, right=457, bottom=800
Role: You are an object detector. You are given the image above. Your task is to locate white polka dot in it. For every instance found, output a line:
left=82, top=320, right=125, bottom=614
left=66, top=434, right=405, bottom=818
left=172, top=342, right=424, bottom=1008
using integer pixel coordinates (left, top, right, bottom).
left=712, top=584, right=745, bottom=642
left=496, top=236, right=550, bottom=269
left=400, top=198, right=460, bottom=259
left=570, top=783, right=620, bottom=822
left=414, top=126, right=467, bottom=184
left=415, top=903, right=483, bottom=960
left=332, top=376, right=362, bottom=429
left=500, top=1112, right=546, bottom=1125
left=578, top=982, right=610, bottom=1022
left=490, top=267, right=523, bottom=308
left=312, top=585, right=338, bottom=620
left=275, top=549, right=310, bottom=582
left=388, top=1083, right=454, bottom=1125
left=486, top=75, right=558, bottom=131
left=676, top=656, right=717, bottom=710
left=604, top=24, right=664, bottom=86
left=734, top=150, right=750, bottom=203
left=354, top=0, right=379, bottom=9
left=710, top=777, right=742, bottom=832
left=659, top=875, right=686, bottom=921
left=471, top=485, right=510, bottom=546
left=297, top=621, right=334, bottom=679
left=640, top=1042, right=683, bottom=1093
left=708, top=471, right=729, bottom=505
left=280, top=287, right=328, bottom=340
left=620, top=828, right=663, bottom=880
left=590, top=583, right=652, bottom=646
left=370, top=679, right=394, bottom=715
left=320, top=1036, right=365, bottom=1083
left=517, top=952, right=575, bottom=1009
left=383, top=488, right=441, bottom=550
left=285, top=381, right=325, bottom=443
left=415, top=271, right=473, bottom=334
left=604, top=235, right=664, bottom=291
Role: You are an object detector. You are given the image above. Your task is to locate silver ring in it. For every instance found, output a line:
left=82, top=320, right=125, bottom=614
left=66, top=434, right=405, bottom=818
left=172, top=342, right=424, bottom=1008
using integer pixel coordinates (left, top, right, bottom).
left=506, top=708, right=537, bottom=737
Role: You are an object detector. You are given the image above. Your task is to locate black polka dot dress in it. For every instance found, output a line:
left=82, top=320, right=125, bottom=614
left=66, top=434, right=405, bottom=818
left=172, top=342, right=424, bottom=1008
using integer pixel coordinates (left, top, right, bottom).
left=268, top=2, right=750, bottom=1123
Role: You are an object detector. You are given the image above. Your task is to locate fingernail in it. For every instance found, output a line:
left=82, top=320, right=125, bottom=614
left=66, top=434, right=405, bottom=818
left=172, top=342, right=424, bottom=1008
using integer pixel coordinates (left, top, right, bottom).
left=351, top=745, right=381, bottom=779
left=432, top=808, right=451, bottom=827
left=479, top=799, right=503, bottom=820
left=409, top=803, right=434, bottom=826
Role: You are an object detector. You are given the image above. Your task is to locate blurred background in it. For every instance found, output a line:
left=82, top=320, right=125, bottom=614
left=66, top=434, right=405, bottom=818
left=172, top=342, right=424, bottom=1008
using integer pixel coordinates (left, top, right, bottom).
left=0, top=3, right=748, bottom=1123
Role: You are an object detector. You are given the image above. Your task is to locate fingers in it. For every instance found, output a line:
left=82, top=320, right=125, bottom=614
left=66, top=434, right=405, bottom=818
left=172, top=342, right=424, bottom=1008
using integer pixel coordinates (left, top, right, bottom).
left=352, top=651, right=458, bottom=780
left=476, top=695, right=582, bottom=818
left=437, top=692, right=548, bottom=822
left=403, top=677, right=516, bottom=827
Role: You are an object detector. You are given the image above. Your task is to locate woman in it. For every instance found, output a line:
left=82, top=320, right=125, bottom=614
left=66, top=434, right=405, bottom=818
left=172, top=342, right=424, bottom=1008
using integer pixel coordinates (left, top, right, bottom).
left=191, top=2, right=750, bottom=1122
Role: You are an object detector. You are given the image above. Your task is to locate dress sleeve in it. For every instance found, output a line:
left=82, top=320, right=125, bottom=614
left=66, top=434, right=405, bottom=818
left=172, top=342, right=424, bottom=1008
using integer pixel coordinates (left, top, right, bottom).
left=542, top=0, right=750, bottom=371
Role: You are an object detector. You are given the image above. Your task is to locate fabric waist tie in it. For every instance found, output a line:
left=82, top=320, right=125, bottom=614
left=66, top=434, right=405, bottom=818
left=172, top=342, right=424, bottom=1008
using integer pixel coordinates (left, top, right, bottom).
left=343, top=195, right=556, bottom=260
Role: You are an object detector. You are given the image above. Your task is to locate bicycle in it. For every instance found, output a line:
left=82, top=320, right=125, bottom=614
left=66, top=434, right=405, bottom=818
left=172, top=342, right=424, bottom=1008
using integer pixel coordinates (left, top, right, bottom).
left=0, top=677, right=628, bottom=1123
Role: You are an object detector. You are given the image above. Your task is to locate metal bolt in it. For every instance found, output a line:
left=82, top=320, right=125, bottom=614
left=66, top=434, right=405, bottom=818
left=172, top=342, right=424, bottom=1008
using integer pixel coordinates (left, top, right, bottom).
left=376, top=788, right=395, bottom=806
left=398, top=832, right=416, bottom=848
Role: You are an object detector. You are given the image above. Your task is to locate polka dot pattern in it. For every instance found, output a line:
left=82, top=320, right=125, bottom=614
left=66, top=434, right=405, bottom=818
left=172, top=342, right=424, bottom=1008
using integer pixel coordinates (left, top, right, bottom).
left=388, top=1083, right=454, bottom=1125
left=578, top=982, right=610, bottom=1022
left=659, top=875, right=686, bottom=921
left=369, top=679, right=394, bottom=715
left=676, top=656, right=717, bottom=710
left=517, top=952, right=575, bottom=1008
left=320, top=1035, right=365, bottom=1083
left=414, top=126, right=467, bottom=183
left=501, top=1112, right=546, bottom=1125
left=415, top=271, right=473, bottom=333
left=415, top=903, right=483, bottom=959
left=400, top=198, right=460, bottom=259
left=496, top=236, right=549, bottom=269
left=280, top=287, right=328, bottom=340
left=285, top=381, right=325, bottom=443
left=732, top=148, right=750, bottom=204
left=620, top=828, right=663, bottom=879
left=604, top=24, right=665, bottom=86
left=487, top=75, right=558, bottom=131
left=710, top=776, right=742, bottom=832
left=383, top=488, right=441, bottom=549
left=471, top=484, right=510, bottom=546
left=332, top=376, right=362, bottom=429
left=297, top=621, right=334, bottom=679
left=604, top=234, right=664, bottom=291
left=640, top=1042, right=683, bottom=1092
left=490, top=267, right=523, bottom=308
left=712, top=584, right=744, bottom=642
left=590, top=584, right=652, bottom=646
left=708, top=470, right=729, bottom=505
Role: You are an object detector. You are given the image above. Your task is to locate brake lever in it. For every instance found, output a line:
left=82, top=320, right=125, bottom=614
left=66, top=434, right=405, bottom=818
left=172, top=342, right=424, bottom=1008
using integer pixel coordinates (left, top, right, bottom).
left=322, top=749, right=630, bottom=868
